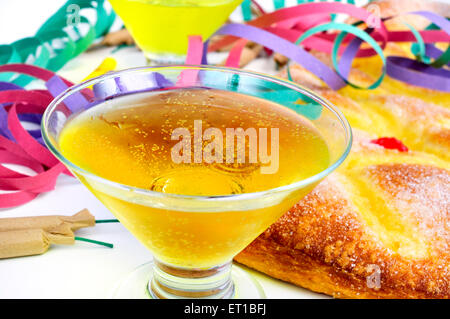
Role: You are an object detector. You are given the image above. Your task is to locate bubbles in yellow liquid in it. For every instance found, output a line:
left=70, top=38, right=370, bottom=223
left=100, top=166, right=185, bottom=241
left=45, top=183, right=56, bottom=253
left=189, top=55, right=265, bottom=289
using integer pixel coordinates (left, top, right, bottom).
left=59, top=89, right=330, bottom=268
left=150, top=167, right=244, bottom=195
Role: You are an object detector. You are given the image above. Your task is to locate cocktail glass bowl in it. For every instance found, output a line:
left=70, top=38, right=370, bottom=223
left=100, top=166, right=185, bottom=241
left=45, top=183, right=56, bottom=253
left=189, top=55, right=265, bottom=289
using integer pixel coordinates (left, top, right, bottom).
left=109, top=0, right=243, bottom=64
left=42, top=66, right=352, bottom=298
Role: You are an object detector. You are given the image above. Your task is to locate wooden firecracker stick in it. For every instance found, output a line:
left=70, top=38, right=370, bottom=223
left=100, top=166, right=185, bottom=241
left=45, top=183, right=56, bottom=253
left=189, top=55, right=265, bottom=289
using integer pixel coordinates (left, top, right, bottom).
left=0, top=209, right=96, bottom=259
left=0, top=209, right=95, bottom=232
left=0, top=228, right=76, bottom=259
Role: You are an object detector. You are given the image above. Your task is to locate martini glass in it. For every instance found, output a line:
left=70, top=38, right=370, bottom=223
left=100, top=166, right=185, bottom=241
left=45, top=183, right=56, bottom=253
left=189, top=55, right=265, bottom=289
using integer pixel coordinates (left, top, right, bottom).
left=42, top=66, right=352, bottom=299
left=109, top=0, right=243, bottom=64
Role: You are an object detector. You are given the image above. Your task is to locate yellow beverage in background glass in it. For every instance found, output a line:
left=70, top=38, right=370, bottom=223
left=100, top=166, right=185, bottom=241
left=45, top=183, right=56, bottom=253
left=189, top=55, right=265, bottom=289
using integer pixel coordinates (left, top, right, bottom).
left=58, top=89, right=330, bottom=268
left=109, top=0, right=243, bottom=63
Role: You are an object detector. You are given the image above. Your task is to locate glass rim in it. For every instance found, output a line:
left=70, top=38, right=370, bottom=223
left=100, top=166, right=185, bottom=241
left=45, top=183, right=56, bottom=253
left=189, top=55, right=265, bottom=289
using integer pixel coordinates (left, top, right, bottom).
left=41, top=65, right=353, bottom=202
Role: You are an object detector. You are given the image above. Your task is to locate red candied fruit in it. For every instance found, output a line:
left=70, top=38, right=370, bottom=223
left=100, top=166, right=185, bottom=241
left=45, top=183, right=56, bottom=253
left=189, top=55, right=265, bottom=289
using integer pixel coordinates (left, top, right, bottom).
left=371, top=137, right=409, bottom=152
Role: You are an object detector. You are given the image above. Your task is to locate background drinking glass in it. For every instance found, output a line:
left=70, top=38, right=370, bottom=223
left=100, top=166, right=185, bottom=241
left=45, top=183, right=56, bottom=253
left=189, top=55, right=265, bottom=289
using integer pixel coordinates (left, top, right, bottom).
left=109, top=0, right=243, bottom=64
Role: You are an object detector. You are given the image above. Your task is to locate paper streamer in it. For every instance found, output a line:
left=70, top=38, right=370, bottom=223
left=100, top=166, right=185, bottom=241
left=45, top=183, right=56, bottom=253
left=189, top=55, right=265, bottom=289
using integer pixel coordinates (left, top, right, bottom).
left=241, top=0, right=253, bottom=21
left=178, top=36, right=204, bottom=86
left=0, top=58, right=124, bottom=208
left=0, top=64, right=83, bottom=208
left=383, top=11, right=450, bottom=89
left=209, top=2, right=450, bottom=92
left=209, top=2, right=388, bottom=90
left=0, top=63, right=177, bottom=208
left=92, top=70, right=173, bottom=100
left=0, top=0, right=116, bottom=85
left=386, top=56, right=450, bottom=92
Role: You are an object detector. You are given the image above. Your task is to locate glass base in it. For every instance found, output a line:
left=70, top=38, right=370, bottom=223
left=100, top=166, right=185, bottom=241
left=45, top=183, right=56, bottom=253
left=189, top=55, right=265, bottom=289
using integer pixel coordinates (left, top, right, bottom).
left=111, top=261, right=266, bottom=299
left=144, top=52, right=186, bottom=65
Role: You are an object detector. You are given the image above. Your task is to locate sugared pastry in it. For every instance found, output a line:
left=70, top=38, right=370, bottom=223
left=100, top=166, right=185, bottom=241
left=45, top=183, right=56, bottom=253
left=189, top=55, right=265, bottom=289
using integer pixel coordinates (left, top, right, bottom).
left=236, top=134, right=449, bottom=298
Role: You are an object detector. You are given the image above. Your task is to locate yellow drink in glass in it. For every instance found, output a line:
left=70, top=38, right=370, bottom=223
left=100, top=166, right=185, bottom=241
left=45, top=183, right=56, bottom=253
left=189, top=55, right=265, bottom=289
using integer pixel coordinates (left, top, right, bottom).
left=58, top=89, right=330, bottom=268
left=109, top=0, right=243, bottom=63
left=42, top=66, right=352, bottom=298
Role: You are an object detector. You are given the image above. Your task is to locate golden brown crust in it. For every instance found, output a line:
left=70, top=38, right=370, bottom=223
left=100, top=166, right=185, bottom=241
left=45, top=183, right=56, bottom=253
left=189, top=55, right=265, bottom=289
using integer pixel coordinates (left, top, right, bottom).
left=236, top=0, right=450, bottom=299
left=236, top=138, right=450, bottom=298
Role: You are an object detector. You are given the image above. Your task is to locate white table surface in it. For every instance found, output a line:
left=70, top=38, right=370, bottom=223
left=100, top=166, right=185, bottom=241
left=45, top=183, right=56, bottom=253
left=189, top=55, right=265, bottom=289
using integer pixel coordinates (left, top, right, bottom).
left=0, top=0, right=330, bottom=299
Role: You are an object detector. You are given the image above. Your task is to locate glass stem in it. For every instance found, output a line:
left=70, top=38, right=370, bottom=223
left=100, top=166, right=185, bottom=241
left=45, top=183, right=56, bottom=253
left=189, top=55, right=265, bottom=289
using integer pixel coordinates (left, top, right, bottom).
left=149, top=259, right=235, bottom=299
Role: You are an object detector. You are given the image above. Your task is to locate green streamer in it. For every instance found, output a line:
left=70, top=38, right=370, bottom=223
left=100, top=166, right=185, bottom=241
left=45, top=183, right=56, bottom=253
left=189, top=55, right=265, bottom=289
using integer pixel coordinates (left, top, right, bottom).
left=331, top=22, right=386, bottom=89
left=0, top=45, right=21, bottom=82
left=431, top=45, right=450, bottom=68
left=10, top=37, right=51, bottom=86
left=273, top=0, right=285, bottom=10
left=288, top=21, right=386, bottom=90
left=95, top=219, right=120, bottom=223
left=411, top=21, right=450, bottom=68
left=0, top=0, right=116, bottom=84
left=36, top=29, right=77, bottom=72
left=75, top=236, right=114, bottom=248
left=241, top=0, right=252, bottom=21
left=403, top=22, right=428, bottom=64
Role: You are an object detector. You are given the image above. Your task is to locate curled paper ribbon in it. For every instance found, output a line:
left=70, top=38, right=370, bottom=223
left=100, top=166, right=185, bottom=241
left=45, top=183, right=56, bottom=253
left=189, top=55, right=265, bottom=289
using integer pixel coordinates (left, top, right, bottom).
left=241, top=0, right=253, bottom=22
left=384, top=11, right=450, bottom=90
left=241, top=0, right=266, bottom=21
left=0, top=62, right=120, bottom=208
left=92, top=70, right=173, bottom=100
left=177, top=36, right=205, bottom=86
left=0, top=64, right=177, bottom=208
left=208, top=2, right=450, bottom=91
left=386, top=56, right=450, bottom=91
left=0, top=0, right=116, bottom=85
left=184, top=36, right=323, bottom=120
left=209, top=2, right=386, bottom=52
left=215, top=23, right=347, bottom=90
left=208, top=2, right=388, bottom=90
left=0, top=64, right=78, bottom=208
